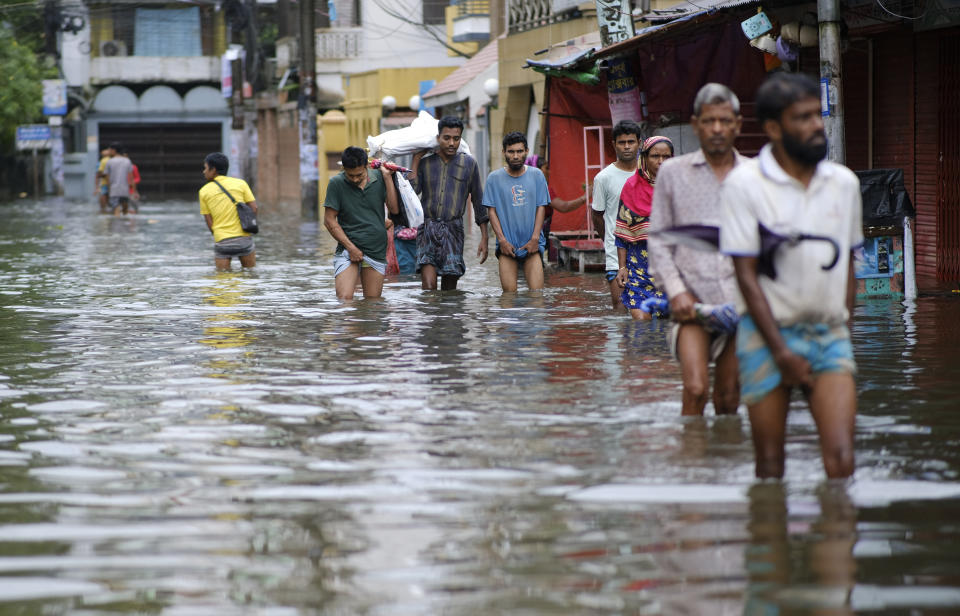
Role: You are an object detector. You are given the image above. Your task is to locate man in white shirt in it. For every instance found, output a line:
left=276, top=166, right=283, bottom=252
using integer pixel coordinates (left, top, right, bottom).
left=720, top=72, right=863, bottom=480
left=591, top=121, right=641, bottom=311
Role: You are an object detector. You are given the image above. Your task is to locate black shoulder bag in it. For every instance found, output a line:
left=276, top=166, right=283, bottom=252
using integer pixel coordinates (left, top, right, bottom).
left=211, top=179, right=259, bottom=234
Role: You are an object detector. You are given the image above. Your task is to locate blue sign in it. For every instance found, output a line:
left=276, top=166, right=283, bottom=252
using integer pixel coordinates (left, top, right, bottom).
left=17, top=125, right=51, bottom=140
left=42, top=79, right=67, bottom=116
left=418, top=80, right=436, bottom=115
left=820, top=77, right=831, bottom=118
left=16, top=124, right=52, bottom=151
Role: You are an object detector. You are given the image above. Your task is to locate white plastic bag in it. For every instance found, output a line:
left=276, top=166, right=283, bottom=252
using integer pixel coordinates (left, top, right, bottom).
left=367, top=111, right=471, bottom=159
left=395, top=173, right=424, bottom=229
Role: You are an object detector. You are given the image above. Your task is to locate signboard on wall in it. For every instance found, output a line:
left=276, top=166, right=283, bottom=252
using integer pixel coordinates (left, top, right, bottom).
left=606, top=56, right=643, bottom=126
left=16, top=125, right=51, bottom=150
left=595, top=0, right=635, bottom=48
left=42, top=79, right=67, bottom=116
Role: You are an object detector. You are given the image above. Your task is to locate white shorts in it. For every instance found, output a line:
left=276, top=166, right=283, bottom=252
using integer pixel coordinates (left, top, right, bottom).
left=332, top=251, right=386, bottom=277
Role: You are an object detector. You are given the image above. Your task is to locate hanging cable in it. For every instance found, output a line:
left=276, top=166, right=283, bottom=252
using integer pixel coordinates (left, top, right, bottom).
left=874, top=0, right=926, bottom=20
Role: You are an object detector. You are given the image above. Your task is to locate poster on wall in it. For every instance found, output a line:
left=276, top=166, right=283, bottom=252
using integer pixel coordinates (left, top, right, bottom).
left=855, top=236, right=892, bottom=279
left=606, top=57, right=644, bottom=127
left=42, top=80, right=67, bottom=116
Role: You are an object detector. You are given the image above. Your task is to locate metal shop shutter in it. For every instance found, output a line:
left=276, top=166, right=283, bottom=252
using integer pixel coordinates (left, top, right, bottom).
left=98, top=123, right=222, bottom=200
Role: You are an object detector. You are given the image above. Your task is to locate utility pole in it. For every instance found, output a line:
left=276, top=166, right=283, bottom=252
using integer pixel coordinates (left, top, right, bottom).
left=44, top=1, right=65, bottom=196
left=818, top=0, right=845, bottom=164
left=299, top=0, right=319, bottom=220
left=230, top=54, right=247, bottom=180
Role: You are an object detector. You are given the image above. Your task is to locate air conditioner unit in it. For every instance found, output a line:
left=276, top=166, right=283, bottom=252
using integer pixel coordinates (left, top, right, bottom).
left=99, top=40, right=128, bottom=57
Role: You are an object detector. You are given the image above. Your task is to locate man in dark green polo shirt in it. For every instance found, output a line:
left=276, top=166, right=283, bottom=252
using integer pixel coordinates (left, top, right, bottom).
left=323, top=146, right=399, bottom=299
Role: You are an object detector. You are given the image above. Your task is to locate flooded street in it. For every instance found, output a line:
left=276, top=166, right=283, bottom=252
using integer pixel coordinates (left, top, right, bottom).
left=1, top=197, right=959, bottom=615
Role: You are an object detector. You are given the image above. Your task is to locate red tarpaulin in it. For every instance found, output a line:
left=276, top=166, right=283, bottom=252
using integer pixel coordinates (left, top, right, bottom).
left=545, top=18, right=768, bottom=233
left=635, top=20, right=767, bottom=121
left=546, top=77, right=613, bottom=233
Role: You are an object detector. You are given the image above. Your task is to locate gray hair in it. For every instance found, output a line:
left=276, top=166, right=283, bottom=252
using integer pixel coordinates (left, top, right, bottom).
left=693, top=83, right=741, bottom=116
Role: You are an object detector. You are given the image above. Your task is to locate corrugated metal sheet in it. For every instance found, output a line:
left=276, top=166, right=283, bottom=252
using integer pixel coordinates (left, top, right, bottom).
left=936, top=32, right=960, bottom=281
left=592, top=0, right=761, bottom=60
left=915, top=33, right=940, bottom=284
left=873, top=30, right=915, bottom=202
left=98, top=123, right=222, bottom=199
left=843, top=40, right=870, bottom=172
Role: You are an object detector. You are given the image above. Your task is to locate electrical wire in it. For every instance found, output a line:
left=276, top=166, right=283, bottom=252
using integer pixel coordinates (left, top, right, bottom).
left=0, top=0, right=40, bottom=12
left=874, top=0, right=926, bottom=20
left=370, top=0, right=472, bottom=58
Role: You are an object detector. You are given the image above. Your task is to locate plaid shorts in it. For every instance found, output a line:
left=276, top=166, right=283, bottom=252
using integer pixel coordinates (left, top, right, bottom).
left=736, top=314, right=856, bottom=405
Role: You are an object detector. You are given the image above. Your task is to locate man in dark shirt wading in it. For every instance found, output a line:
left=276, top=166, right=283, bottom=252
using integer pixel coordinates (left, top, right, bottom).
left=410, top=116, right=489, bottom=290
left=323, top=147, right=399, bottom=300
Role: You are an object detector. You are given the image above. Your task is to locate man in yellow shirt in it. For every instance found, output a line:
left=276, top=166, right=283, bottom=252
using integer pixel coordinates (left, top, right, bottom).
left=94, top=147, right=111, bottom=213
left=198, top=152, right=258, bottom=270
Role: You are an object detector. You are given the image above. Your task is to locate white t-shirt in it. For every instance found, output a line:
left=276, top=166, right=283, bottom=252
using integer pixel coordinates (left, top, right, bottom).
left=720, top=144, right=863, bottom=326
left=591, top=163, right=636, bottom=272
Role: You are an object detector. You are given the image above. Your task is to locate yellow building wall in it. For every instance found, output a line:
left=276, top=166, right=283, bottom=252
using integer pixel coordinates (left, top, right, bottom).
left=490, top=16, right=598, bottom=171
left=89, top=12, right=114, bottom=56
left=213, top=12, right=227, bottom=56
left=341, top=67, right=459, bottom=147
left=318, top=110, right=348, bottom=207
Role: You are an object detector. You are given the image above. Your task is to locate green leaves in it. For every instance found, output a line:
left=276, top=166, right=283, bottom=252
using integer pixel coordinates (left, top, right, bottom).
left=0, top=26, right=53, bottom=149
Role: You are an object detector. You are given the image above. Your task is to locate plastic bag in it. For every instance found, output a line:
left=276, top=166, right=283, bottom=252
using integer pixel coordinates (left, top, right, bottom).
left=367, top=111, right=471, bottom=159
left=395, top=173, right=424, bottom=229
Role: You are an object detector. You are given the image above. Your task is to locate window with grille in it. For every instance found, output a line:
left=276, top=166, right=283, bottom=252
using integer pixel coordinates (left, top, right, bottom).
left=423, top=0, right=446, bottom=25
left=134, top=8, right=202, bottom=56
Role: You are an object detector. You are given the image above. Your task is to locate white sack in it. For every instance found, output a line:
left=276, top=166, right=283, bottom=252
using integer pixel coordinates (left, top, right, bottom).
left=367, top=111, right=472, bottom=159
left=395, top=173, right=424, bottom=229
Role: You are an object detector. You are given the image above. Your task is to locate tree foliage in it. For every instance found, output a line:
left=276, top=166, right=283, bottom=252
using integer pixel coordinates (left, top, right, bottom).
left=0, top=0, right=61, bottom=153
left=1, top=0, right=48, bottom=53
left=0, top=26, right=50, bottom=149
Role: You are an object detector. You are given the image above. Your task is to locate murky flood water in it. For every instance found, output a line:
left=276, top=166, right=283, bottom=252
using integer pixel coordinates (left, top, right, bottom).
left=1, top=197, right=959, bottom=615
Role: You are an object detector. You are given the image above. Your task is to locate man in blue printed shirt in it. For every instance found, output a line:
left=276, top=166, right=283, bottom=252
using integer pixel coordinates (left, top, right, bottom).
left=483, top=131, right=550, bottom=292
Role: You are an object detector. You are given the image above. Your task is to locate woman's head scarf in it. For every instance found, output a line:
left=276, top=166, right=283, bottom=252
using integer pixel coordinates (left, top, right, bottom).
left=620, top=136, right=675, bottom=217
left=638, top=135, right=675, bottom=185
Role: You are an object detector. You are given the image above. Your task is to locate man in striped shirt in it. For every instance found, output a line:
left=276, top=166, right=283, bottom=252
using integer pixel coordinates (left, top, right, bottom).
left=410, top=116, right=488, bottom=290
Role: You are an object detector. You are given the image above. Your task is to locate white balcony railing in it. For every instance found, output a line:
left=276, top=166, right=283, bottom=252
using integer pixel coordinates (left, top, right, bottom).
left=453, top=15, right=490, bottom=42
left=316, top=28, right=363, bottom=59
left=90, top=56, right=220, bottom=84
left=508, top=0, right=585, bottom=32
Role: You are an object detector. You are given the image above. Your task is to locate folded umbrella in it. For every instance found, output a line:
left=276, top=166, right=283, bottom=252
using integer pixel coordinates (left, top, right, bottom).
left=639, top=297, right=739, bottom=335
left=369, top=158, right=412, bottom=175
left=652, top=223, right=840, bottom=279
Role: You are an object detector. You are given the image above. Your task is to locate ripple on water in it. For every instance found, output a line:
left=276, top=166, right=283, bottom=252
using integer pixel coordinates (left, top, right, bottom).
left=25, top=399, right=105, bottom=413
left=19, top=441, right=89, bottom=458
left=2, top=200, right=960, bottom=614
left=0, top=577, right=105, bottom=602
left=255, top=403, right=326, bottom=416
left=196, top=464, right=295, bottom=478
left=243, top=483, right=413, bottom=502
left=849, top=480, right=960, bottom=506
left=568, top=483, right=750, bottom=505
left=28, top=466, right=128, bottom=484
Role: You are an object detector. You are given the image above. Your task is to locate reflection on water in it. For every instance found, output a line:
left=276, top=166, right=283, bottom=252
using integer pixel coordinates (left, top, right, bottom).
left=0, top=198, right=958, bottom=613
left=200, top=272, right=258, bottom=378
left=746, top=483, right=856, bottom=615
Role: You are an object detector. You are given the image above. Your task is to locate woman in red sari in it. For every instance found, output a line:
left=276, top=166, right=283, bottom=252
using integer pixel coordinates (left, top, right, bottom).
left=614, top=136, right=674, bottom=320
